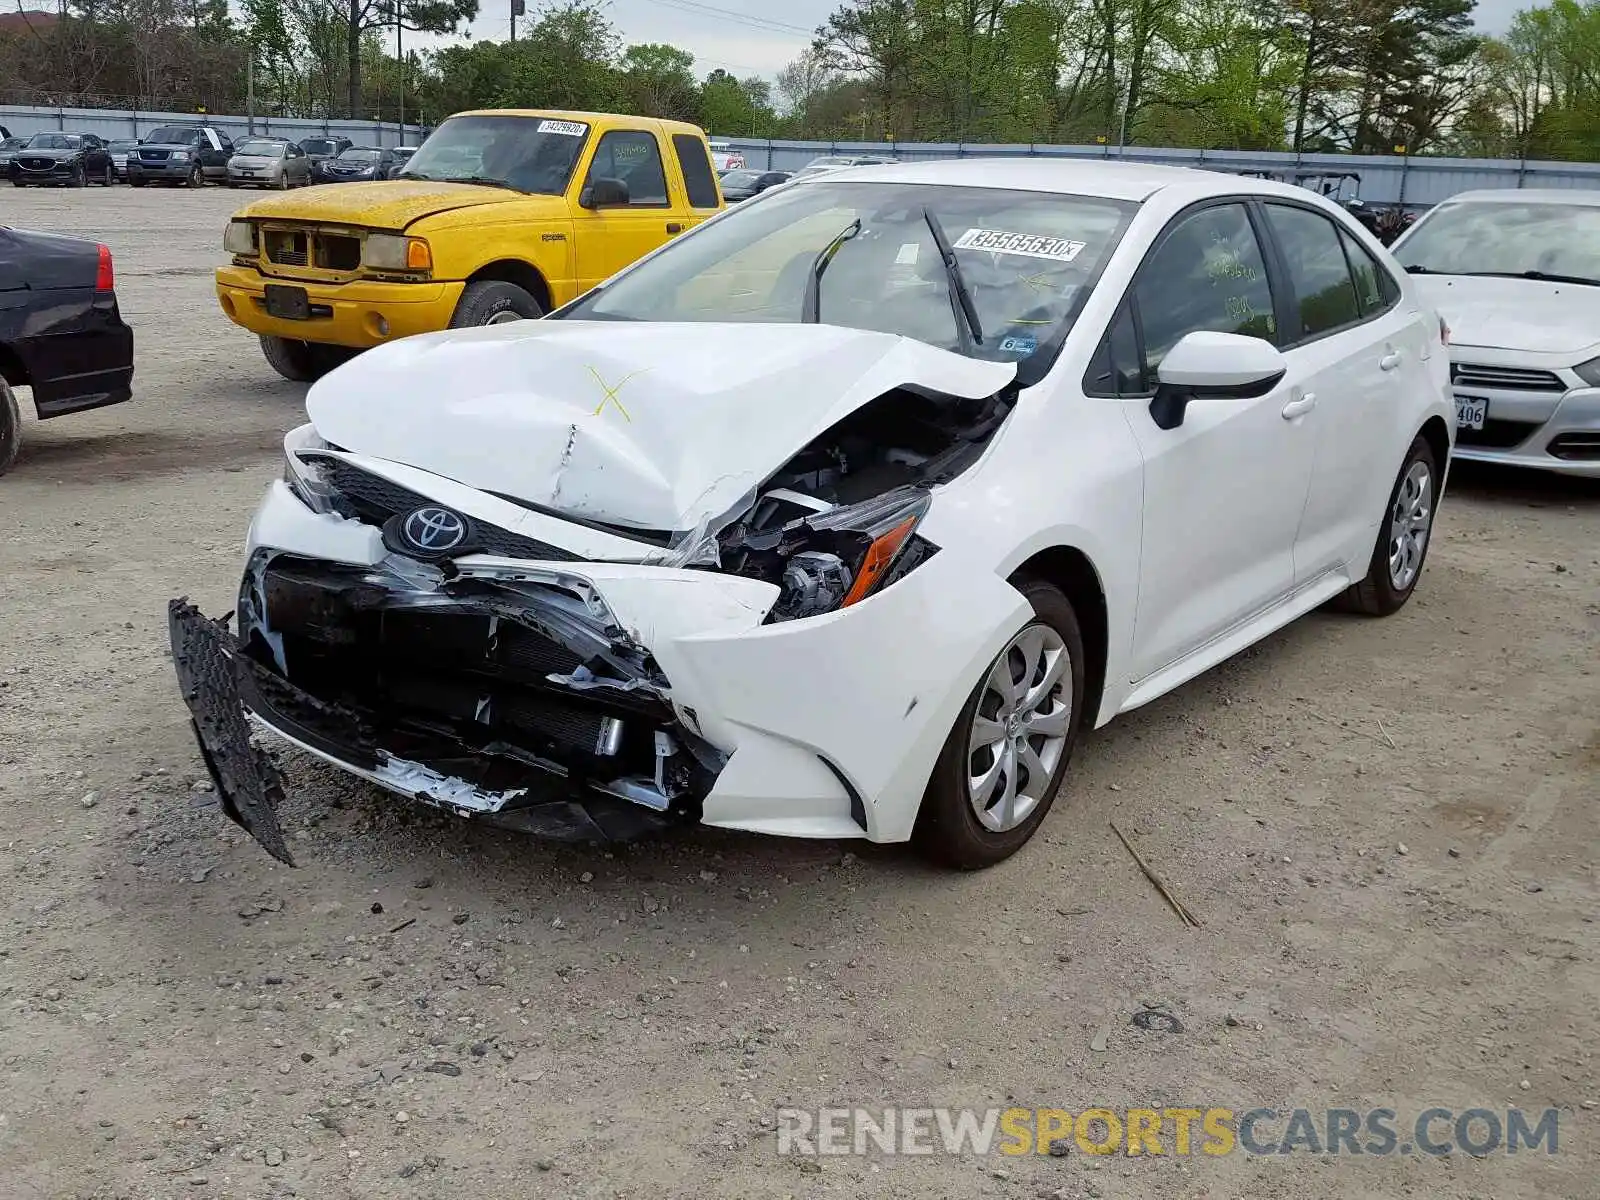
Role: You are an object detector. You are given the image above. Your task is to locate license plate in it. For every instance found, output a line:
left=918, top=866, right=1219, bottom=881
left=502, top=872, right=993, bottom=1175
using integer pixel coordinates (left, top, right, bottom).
left=1454, top=394, right=1488, bottom=430
left=240, top=170, right=256, bottom=177
left=263, top=284, right=311, bottom=321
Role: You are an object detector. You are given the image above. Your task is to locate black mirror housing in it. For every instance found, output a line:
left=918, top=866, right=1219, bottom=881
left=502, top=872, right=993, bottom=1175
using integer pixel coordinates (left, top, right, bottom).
left=581, top=177, right=630, bottom=208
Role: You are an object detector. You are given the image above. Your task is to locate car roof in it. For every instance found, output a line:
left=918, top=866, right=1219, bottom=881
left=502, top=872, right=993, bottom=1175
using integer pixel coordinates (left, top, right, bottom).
left=1440, top=188, right=1600, bottom=207
left=452, top=109, right=707, bottom=136
left=808, top=156, right=1300, bottom=202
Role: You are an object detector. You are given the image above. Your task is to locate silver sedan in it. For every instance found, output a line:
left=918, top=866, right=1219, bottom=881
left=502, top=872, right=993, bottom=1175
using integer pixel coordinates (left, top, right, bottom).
left=226, top=139, right=311, bottom=189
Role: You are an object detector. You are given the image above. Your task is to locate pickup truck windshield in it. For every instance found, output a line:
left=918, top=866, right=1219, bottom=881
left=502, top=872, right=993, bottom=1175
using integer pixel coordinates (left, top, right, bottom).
left=396, top=114, right=590, bottom=195
left=561, top=180, right=1136, bottom=374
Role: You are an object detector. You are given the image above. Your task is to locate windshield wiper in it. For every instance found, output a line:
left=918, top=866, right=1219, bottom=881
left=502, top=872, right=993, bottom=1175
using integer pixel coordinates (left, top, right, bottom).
left=444, top=175, right=523, bottom=192
left=1461, top=269, right=1600, bottom=287
left=1403, top=264, right=1436, bottom=274
left=803, top=218, right=861, bottom=323
left=922, top=206, right=984, bottom=348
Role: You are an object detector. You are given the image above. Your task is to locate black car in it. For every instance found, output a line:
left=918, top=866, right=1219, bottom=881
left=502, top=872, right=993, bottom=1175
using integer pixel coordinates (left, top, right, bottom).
left=0, top=134, right=27, bottom=176
left=300, top=136, right=354, bottom=181
left=0, top=228, right=135, bottom=475
left=718, top=168, right=791, bottom=201
left=8, top=131, right=116, bottom=187
left=315, top=145, right=395, bottom=183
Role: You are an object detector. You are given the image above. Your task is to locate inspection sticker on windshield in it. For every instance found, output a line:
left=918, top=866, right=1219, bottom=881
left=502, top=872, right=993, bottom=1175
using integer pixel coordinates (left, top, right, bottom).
left=954, top=229, right=1086, bottom=262
left=537, top=119, right=588, bottom=137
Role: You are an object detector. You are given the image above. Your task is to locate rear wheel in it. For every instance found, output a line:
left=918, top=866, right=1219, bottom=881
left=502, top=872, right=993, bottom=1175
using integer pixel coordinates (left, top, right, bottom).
left=1332, top=434, right=1440, bottom=616
left=448, top=280, right=544, bottom=327
left=913, top=579, right=1085, bottom=869
left=0, top=379, right=22, bottom=477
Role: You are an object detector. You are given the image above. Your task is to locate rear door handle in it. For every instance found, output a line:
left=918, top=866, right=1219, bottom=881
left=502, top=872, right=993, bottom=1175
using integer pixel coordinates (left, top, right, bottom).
left=1379, top=351, right=1402, bottom=371
left=1281, top=393, right=1317, bottom=420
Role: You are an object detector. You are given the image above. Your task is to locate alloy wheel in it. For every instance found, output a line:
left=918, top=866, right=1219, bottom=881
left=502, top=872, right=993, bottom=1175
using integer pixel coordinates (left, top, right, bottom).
left=1387, top=459, right=1433, bottom=591
left=966, top=624, right=1073, bottom=833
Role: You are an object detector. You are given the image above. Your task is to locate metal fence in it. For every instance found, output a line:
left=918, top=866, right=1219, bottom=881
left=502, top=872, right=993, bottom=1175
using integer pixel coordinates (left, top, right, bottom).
left=0, top=102, right=423, bottom=148
left=724, top=139, right=1600, bottom=210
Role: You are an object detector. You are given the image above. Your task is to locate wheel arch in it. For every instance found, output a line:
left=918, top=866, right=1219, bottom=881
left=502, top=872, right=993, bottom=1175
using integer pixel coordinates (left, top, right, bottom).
left=0, top=342, right=29, bottom=388
left=465, top=259, right=552, bottom=312
left=1418, top=414, right=1450, bottom=484
left=1007, top=545, right=1109, bottom=735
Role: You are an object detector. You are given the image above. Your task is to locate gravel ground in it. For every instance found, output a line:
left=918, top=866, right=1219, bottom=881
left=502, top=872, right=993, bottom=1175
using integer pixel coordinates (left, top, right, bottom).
left=1, top=187, right=1596, bottom=1200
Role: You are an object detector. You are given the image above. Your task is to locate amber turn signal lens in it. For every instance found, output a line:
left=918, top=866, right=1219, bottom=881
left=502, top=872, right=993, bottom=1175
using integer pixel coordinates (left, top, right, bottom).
left=841, top=515, right=919, bottom=608
left=405, top=239, right=432, bottom=270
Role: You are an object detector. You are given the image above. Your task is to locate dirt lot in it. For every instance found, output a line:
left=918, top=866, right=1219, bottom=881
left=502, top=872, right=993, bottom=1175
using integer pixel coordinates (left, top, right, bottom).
left=1, top=187, right=1596, bottom=1200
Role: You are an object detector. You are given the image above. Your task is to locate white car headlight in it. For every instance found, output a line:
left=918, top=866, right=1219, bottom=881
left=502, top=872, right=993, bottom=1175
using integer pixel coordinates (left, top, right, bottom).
left=1573, top=356, right=1600, bottom=387
left=364, top=233, right=432, bottom=272
left=282, top=426, right=337, bottom=513
left=223, top=220, right=257, bottom=255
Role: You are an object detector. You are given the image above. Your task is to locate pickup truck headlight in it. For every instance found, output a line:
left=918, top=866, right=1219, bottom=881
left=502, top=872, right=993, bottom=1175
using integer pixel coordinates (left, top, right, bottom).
left=364, top=233, right=432, bottom=272
left=223, top=220, right=257, bottom=255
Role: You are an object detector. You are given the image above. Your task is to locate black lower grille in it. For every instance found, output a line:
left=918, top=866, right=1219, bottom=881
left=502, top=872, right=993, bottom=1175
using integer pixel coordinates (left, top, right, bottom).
left=1457, top=419, right=1539, bottom=450
left=1548, top=433, right=1600, bottom=461
left=302, top=455, right=579, bottom=562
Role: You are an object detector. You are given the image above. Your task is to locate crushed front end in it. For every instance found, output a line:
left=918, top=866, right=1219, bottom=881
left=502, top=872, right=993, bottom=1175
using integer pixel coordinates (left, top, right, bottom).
left=170, top=514, right=729, bottom=865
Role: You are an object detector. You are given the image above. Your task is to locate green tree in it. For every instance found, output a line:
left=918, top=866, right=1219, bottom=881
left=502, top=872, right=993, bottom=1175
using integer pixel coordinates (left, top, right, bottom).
left=619, top=42, right=700, bottom=119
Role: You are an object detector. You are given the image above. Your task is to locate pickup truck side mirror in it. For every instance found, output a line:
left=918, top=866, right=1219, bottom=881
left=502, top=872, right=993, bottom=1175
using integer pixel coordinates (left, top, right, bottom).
left=1148, top=331, right=1287, bottom=430
left=581, top=177, right=630, bottom=208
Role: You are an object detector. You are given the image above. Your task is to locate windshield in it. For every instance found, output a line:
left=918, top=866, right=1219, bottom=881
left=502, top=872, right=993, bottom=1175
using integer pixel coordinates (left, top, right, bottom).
left=108, top=140, right=138, bottom=151
left=1, top=137, right=24, bottom=150
left=1395, top=200, right=1600, bottom=282
left=721, top=169, right=760, bottom=188
left=300, top=139, right=338, bottom=155
left=396, top=114, right=589, bottom=194
left=145, top=126, right=198, bottom=144
left=338, top=148, right=381, bottom=162
left=26, top=134, right=81, bottom=149
left=236, top=140, right=285, bottom=157
left=561, top=180, right=1135, bottom=371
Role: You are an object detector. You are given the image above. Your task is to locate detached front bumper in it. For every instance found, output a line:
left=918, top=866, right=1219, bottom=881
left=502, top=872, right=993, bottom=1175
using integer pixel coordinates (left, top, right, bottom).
left=170, top=467, right=1026, bottom=861
left=215, top=265, right=462, bottom=349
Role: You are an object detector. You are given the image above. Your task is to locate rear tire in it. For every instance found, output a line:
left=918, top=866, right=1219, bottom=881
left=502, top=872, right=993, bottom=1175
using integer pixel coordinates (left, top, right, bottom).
left=1332, top=434, right=1440, bottom=617
left=448, top=280, right=544, bottom=327
left=913, top=579, right=1086, bottom=869
left=0, top=379, right=22, bottom=477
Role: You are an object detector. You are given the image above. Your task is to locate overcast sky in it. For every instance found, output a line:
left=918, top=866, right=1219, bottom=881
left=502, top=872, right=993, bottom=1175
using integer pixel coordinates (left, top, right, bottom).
left=450, top=0, right=1531, bottom=80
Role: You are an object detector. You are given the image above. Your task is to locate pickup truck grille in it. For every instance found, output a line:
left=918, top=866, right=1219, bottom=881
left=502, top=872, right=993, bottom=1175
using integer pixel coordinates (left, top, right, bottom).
left=259, top=226, right=362, bottom=273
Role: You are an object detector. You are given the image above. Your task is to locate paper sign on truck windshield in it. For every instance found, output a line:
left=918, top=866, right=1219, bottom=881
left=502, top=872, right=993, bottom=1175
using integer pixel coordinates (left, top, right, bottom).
left=954, top=229, right=1087, bottom=262
left=538, top=120, right=589, bottom=137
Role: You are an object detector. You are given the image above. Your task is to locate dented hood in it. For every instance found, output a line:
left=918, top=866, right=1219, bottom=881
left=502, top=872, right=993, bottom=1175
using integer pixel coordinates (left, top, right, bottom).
left=307, top=321, right=1017, bottom=532
left=1411, top=274, right=1600, bottom=356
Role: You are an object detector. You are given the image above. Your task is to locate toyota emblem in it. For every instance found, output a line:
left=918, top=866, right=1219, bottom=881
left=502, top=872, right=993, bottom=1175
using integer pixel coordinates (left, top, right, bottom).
left=401, top=506, right=468, bottom=553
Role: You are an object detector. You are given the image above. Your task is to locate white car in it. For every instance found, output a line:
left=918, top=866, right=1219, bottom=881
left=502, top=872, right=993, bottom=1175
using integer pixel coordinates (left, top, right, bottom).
left=1389, top=188, right=1600, bottom=475
left=709, top=140, right=745, bottom=171
left=169, top=160, right=1452, bottom=869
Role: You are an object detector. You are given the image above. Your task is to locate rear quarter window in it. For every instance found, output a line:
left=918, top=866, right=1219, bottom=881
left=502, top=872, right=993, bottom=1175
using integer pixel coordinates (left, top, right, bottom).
left=673, top=134, right=721, bottom=209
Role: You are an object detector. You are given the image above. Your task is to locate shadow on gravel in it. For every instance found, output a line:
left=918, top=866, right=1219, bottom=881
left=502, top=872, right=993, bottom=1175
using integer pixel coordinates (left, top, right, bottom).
left=1446, top=460, right=1600, bottom=505
left=13, top=427, right=284, bottom=482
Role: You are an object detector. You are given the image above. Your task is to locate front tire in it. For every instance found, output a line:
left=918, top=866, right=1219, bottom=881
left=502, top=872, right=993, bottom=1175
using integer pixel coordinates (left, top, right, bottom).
left=448, top=280, right=544, bottom=327
left=259, top=336, right=352, bottom=383
left=0, top=379, right=23, bottom=477
left=1333, top=434, right=1440, bottom=616
left=129, top=175, right=144, bottom=188
left=100, top=163, right=113, bottom=186
left=69, top=163, right=86, bottom=187
left=914, top=579, right=1086, bottom=869
left=186, top=163, right=203, bottom=188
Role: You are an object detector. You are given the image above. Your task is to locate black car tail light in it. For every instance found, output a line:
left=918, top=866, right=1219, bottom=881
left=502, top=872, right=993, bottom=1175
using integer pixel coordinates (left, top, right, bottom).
left=95, top=245, right=114, bottom=291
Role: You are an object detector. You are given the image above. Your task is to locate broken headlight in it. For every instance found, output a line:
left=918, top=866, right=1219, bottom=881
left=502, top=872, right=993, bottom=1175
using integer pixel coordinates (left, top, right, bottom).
left=281, top=424, right=337, bottom=513
left=764, top=487, right=935, bottom=623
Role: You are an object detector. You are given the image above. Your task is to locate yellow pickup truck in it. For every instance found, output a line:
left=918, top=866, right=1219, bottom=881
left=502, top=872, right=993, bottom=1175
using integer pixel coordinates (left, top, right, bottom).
left=215, top=110, right=725, bottom=381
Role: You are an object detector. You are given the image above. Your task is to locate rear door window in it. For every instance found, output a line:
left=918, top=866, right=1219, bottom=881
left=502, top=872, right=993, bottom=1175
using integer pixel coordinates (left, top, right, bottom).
left=1263, top=203, right=1362, bottom=339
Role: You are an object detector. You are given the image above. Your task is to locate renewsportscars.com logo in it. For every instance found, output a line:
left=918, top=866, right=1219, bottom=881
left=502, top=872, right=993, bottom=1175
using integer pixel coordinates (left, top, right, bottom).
left=777, top=1106, right=1561, bottom=1158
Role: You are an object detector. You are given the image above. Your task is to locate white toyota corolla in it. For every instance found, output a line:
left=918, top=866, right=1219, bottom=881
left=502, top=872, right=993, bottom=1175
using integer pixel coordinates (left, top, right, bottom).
left=171, top=159, right=1453, bottom=869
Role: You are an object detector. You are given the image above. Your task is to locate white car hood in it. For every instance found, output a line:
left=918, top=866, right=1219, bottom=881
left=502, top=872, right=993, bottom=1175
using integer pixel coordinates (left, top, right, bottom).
left=1412, top=274, right=1600, bottom=356
left=307, top=320, right=1016, bottom=532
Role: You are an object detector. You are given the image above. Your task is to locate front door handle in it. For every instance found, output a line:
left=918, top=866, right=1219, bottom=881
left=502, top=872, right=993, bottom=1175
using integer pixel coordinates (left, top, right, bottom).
left=666, top=222, right=684, bottom=234
left=1282, top=393, right=1317, bottom=420
left=1379, top=351, right=1402, bottom=371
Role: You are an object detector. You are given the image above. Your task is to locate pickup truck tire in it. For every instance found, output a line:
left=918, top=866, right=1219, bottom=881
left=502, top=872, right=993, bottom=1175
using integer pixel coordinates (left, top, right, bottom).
left=185, top=163, right=203, bottom=188
left=0, top=379, right=22, bottom=478
left=129, top=175, right=145, bottom=188
left=259, top=336, right=352, bottom=383
left=449, top=281, right=544, bottom=328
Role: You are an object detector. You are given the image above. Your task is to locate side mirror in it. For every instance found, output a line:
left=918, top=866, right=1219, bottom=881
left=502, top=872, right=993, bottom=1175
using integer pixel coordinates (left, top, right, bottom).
left=1149, top=331, right=1287, bottom=430
left=580, top=177, right=630, bottom=208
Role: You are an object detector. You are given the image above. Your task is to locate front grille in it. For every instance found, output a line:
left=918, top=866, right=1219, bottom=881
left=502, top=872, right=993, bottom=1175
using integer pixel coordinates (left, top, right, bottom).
left=1548, top=433, right=1600, bottom=461
left=1457, top=419, right=1540, bottom=449
left=264, top=228, right=308, bottom=267
left=302, top=455, right=580, bottom=562
left=316, top=235, right=361, bottom=271
left=1452, top=363, right=1566, bottom=392
left=20, top=158, right=57, bottom=170
left=142, top=149, right=170, bottom=161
